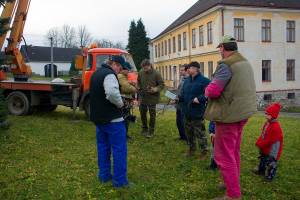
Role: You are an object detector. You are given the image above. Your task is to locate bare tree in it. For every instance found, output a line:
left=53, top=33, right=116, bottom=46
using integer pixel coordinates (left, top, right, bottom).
left=45, top=27, right=60, bottom=47
left=77, top=25, right=92, bottom=47
left=60, top=24, right=76, bottom=48
left=94, top=38, right=125, bottom=49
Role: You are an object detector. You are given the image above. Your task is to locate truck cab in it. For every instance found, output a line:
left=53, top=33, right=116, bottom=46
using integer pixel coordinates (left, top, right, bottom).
left=75, top=47, right=137, bottom=118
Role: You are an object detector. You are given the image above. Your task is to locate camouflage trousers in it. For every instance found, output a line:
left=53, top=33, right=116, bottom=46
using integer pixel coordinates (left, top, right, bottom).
left=139, top=104, right=156, bottom=132
left=184, top=118, right=208, bottom=153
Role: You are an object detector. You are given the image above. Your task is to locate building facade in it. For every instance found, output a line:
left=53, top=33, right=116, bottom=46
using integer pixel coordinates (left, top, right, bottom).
left=151, top=0, right=300, bottom=108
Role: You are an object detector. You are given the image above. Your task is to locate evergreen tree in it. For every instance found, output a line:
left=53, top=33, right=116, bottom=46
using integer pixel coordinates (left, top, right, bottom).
left=127, top=19, right=149, bottom=71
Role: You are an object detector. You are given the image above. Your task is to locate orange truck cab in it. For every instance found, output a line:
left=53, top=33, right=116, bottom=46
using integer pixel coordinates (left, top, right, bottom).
left=76, top=47, right=137, bottom=117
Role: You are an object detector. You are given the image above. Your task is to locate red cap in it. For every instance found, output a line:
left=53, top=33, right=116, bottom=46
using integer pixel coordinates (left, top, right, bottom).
left=265, top=103, right=281, bottom=119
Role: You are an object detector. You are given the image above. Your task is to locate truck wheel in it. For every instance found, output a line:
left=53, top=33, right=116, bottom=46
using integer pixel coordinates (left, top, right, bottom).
left=7, top=91, right=31, bottom=116
left=84, top=98, right=90, bottom=119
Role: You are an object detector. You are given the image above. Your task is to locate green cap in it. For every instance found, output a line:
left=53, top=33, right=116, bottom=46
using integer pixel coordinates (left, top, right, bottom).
left=217, top=35, right=236, bottom=48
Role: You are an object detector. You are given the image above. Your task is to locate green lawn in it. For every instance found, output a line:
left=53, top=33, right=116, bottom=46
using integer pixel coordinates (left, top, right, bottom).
left=0, top=107, right=299, bottom=200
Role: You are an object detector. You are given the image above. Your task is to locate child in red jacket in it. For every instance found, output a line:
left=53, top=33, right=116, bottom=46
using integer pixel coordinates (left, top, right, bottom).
left=254, top=103, right=283, bottom=181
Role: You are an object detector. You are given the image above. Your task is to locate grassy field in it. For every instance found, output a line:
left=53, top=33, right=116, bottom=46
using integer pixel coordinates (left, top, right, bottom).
left=0, top=107, right=299, bottom=200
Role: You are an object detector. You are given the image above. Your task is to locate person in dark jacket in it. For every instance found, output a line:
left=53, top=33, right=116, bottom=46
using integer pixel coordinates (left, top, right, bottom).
left=137, top=59, right=164, bottom=138
left=90, top=55, right=128, bottom=188
left=175, top=64, right=189, bottom=141
left=179, top=61, right=210, bottom=159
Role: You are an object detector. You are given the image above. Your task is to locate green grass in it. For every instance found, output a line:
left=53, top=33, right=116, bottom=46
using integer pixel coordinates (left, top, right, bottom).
left=0, top=108, right=299, bottom=200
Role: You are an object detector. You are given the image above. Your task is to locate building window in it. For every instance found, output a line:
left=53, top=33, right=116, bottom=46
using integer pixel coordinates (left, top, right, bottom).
left=183, top=32, right=187, bottom=50
left=287, top=93, right=295, bottom=99
left=199, top=62, right=204, bottom=75
left=287, top=20, right=296, bottom=42
left=165, top=66, right=168, bottom=80
left=263, top=94, right=272, bottom=101
left=234, top=18, right=244, bottom=41
left=262, top=60, right=271, bottom=82
left=207, top=21, right=213, bottom=44
left=287, top=59, right=295, bottom=81
left=161, top=42, right=164, bottom=56
left=173, top=36, right=176, bottom=53
left=192, top=29, right=196, bottom=48
left=158, top=43, right=160, bottom=57
left=208, top=61, right=213, bottom=79
left=164, top=40, right=167, bottom=55
left=169, top=65, right=172, bottom=80
left=155, top=45, right=157, bottom=58
left=199, top=25, right=204, bottom=46
left=168, top=39, right=171, bottom=54
left=178, top=34, right=181, bottom=52
left=262, top=19, right=271, bottom=42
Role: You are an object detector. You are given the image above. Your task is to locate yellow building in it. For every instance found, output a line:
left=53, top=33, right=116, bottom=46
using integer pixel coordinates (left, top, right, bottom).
left=151, top=0, right=300, bottom=110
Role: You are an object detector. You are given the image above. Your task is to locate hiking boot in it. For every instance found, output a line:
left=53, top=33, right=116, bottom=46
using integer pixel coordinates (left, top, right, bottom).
left=126, top=135, right=132, bottom=140
left=217, top=183, right=226, bottom=191
left=185, top=149, right=195, bottom=157
left=146, top=130, right=154, bottom=138
left=140, top=129, right=148, bottom=135
left=252, top=167, right=264, bottom=176
left=198, top=150, right=209, bottom=161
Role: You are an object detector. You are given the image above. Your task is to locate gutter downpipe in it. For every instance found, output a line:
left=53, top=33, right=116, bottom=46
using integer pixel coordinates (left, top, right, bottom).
left=221, top=8, right=224, bottom=36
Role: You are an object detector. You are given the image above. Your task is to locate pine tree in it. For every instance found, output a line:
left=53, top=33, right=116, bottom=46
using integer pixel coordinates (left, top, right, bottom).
left=127, top=19, right=149, bottom=71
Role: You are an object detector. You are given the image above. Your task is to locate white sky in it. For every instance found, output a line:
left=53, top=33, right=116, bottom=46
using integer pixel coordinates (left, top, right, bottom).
left=23, top=0, right=198, bottom=46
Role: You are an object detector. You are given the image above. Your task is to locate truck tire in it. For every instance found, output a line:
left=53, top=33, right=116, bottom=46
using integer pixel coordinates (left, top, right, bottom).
left=84, top=98, right=90, bottom=120
left=7, top=91, right=31, bottom=116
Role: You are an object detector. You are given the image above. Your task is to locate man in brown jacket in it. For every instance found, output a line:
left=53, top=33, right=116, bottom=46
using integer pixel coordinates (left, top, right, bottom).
left=137, top=59, right=164, bottom=138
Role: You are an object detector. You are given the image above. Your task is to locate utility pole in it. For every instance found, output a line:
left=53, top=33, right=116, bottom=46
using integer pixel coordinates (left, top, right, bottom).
left=50, top=37, right=54, bottom=79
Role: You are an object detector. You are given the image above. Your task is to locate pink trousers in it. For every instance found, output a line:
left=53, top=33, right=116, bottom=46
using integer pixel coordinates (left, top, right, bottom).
left=214, top=120, right=248, bottom=198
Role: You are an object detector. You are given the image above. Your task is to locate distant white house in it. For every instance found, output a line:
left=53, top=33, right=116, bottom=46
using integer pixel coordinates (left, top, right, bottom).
left=20, top=45, right=81, bottom=76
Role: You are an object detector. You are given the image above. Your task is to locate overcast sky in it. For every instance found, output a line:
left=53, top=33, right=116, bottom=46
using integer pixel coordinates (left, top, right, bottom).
left=22, top=0, right=198, bottom=46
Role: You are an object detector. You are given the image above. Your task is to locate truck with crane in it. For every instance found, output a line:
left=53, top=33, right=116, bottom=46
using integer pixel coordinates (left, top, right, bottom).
left=0, top=0, right=137, bottom=118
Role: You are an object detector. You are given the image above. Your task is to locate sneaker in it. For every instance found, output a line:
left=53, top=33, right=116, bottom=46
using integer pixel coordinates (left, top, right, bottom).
left=217, top=183, right=226, bottom=191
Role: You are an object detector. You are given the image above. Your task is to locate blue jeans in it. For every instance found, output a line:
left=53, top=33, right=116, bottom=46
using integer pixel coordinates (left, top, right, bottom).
left=176, top=108, right=187, bottom=140
left=96, top=121, right=128, bottom=187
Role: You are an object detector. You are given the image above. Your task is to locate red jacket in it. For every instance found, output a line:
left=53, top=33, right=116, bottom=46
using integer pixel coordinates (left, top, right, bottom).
left=256, top=120, right=283, bottom=160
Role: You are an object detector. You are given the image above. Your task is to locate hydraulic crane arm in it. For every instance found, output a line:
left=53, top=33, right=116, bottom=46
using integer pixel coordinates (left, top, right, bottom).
left=0, top=0, right=32, bottom=81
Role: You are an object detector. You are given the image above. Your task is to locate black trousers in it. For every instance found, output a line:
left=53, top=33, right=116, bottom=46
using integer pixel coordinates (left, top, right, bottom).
left=176, top=108, right=187, bottom=140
